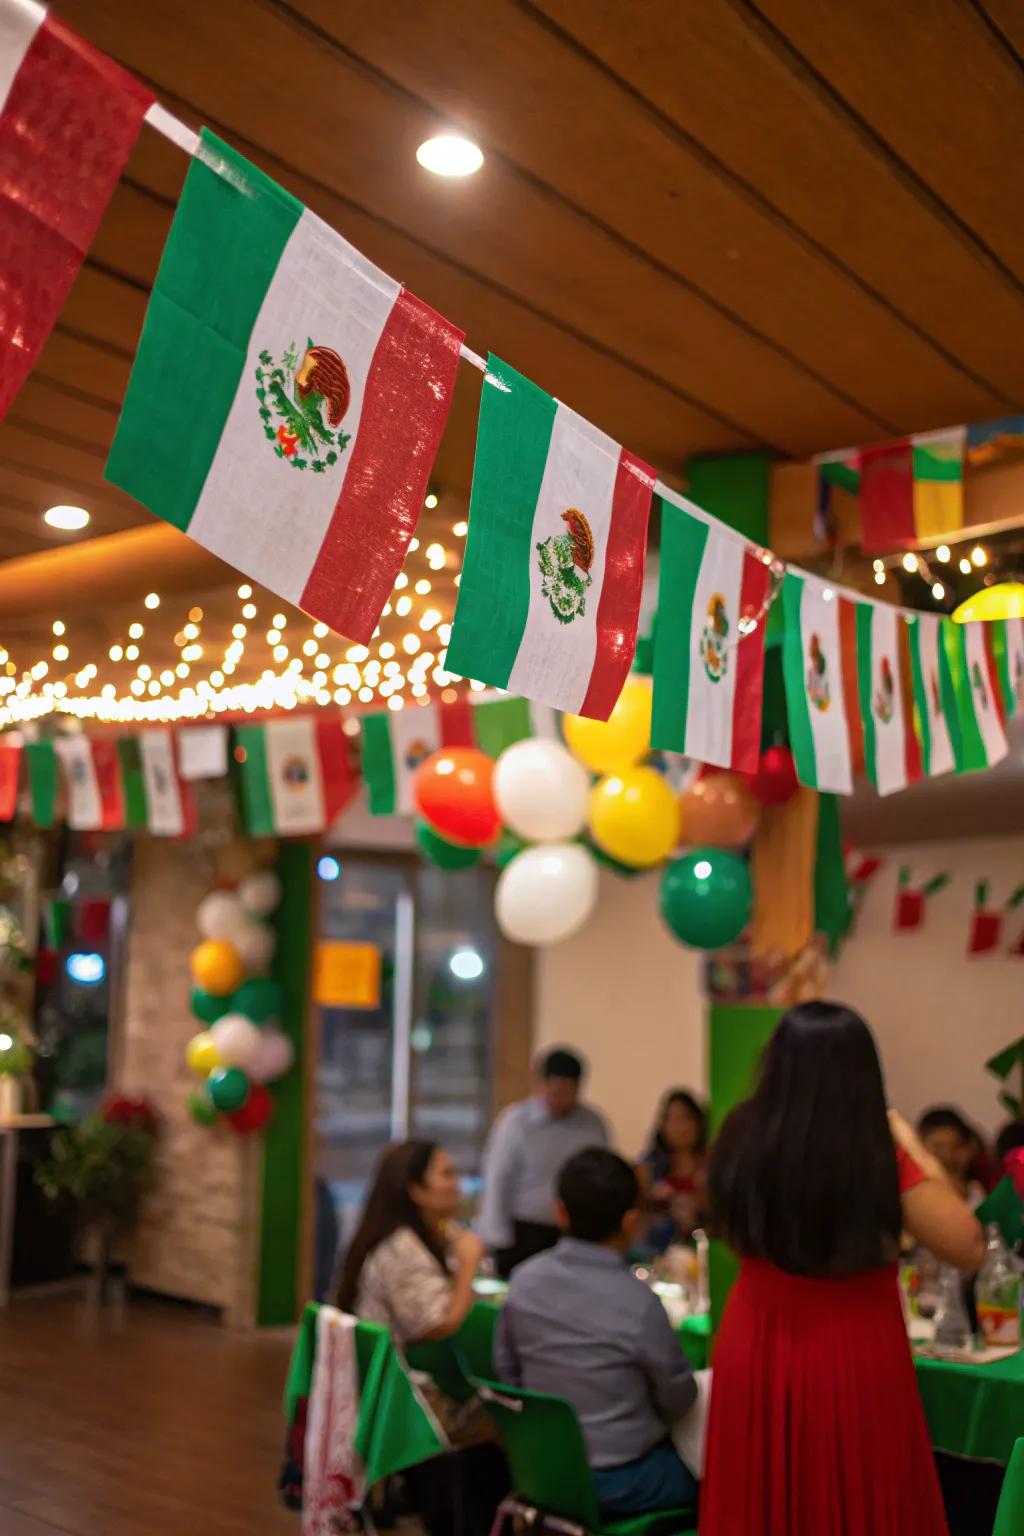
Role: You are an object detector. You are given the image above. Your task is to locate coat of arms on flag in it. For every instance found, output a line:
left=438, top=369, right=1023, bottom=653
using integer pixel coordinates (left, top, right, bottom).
left=255, top=342, right=351, bottom=470
left=806, top=635, right=830, bottom=712
left=700, top=595, right=730, bottom=683
left=537, top=509, right=594, bottom=624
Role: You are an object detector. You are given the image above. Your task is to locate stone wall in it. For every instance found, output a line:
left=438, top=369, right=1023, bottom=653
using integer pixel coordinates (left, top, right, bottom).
left=116, top=835, right=259, bottom=1324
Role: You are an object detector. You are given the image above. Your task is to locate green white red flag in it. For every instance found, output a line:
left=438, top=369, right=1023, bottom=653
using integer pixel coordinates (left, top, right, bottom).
left=855, top=602, right=922, bottom=796
left=362, top=697, right=474, bottom=816
left=55, top=735, right=123, bottom=830
left=236, top=717, right=355, bottom=835
left=990, top=617, right=1024, bottom=720
left=0, top=1, right=151, bottom=420
left=781, top=573, right=863, bottom=794
left=906, top=614, right=956, bottom=780
left=651, top=493, right=770, bottom=773
left=107, top=131, right=463, bottom=644
left=471, top=693, right=558, bottom=759
left=942, top=621, right=1009, bottom=773
left=139, top=730, right=195, bottom=837
left=446, top=356, right=653, bottom=719
left=25, top=739, right=56, bottom=828
left=0, top=741, right=20, bottom=821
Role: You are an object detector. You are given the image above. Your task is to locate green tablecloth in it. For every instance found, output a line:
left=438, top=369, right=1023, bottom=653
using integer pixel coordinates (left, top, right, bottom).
left=460, top=1296, right=711, bottom=1374
left=916, top=1347, right=1024, bottom=1466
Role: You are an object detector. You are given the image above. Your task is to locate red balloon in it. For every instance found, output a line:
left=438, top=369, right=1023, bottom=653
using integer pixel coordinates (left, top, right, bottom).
left=413, top=748, right=501, bottom=848
left=745, top=745, right=799, bottom=806
left=226, top=1083, right=273, bottom=1135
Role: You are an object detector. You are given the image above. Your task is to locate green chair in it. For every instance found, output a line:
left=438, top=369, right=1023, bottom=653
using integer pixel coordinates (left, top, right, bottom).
left=992, top=1436, right=1024, bottom=1536
left=475, top=1376, right=697, bottom=1536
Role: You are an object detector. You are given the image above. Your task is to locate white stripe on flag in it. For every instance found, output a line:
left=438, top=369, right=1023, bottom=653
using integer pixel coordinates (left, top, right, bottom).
left=684, top=530, right=744, bottom=768
left=140, top=731, right=185, bottom=836
left=188, top=210, right=400, bottom=604
left=964, top=623, right=1008, bottom=767
left=507, top=405, right=619, bottom=714
left=55, top=737, right=100, bottom=830
left=0, top=0, right=44, bottom=110
left=869, top=605, right=908, bottom=797
left=1008, top=617, right=1024, bottom=707
left=388, top=704, right=443, bottom=815
left=177, top=724, right=228, bottom=780
left=800, top=579, right=852, bottom=795
left=265, top=719, right=326, bottom=834
left=917, top=615, right=955, bottom=777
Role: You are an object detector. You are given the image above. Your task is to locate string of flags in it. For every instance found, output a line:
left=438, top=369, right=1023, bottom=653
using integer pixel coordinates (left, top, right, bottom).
left=0, top=2, right=1022, bottom=804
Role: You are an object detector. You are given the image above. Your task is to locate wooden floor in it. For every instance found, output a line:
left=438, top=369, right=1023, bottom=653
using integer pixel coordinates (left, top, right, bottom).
left=0, top=1292, right=299, bottom=1535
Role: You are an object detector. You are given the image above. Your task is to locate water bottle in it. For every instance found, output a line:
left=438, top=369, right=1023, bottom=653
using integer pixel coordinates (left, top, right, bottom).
left=932, top=1264, right=972, bottom=1354
left=975, top=1222, right=1022, bottom=1348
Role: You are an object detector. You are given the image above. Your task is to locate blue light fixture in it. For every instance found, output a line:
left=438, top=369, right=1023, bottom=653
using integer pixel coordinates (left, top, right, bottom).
left=66, top=952, right=105, bottom=986
left=317, top=855, right=341, bottom=882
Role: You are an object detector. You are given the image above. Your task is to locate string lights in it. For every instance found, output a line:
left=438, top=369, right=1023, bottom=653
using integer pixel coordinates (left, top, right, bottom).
left=871, top=532, right=994, bottom=604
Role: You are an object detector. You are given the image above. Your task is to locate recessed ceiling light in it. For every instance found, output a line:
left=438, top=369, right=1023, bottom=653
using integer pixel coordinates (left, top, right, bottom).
left=43, top=504, right=89, bottom=531
left=416, top=134, right=484, bottom=178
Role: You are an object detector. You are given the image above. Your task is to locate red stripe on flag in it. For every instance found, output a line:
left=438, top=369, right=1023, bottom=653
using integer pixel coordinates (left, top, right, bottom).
left=896, top=619, right=923, bottom=785
left=92, top=739, right=125, bottom=830
left=439, top=697, right=475, bottom=748
left=300, top=290, right=463, bottom=643
left=839, top=597, right=865, bottom=776
left=982, top=625, right=1007, bottom=729
left=730, top=553, right=771, bottom=775
left=858, top=443, right=916, bottom=554
left=0, top=15, right=152, bottom=422
left=0, top=744, right=20, bottom=821
left=579, top=450, right=654, bottom=721
left=317, top=717, right=358, bottom=827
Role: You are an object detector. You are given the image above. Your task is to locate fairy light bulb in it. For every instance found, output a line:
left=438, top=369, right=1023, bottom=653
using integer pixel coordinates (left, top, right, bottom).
left=396, top=595, right=412, bottom=617
left=189, top=607, right=204, bottom=623
left=387, top=695, right=404, bottom=711
left=210, top=670, right=224, bottom=688
left=183, top=623, right=199, bottom=640
left=901, top=552, right=917, bottom=574
left=302, top=638, right=317, bottom=656
left=267, top=628, right=281, bottom=645
left=935, top=545, right=950, bottom=564
left=242, top=602, right=257, bottom=619
left=183, top=644, right=203, bottom=662
left=358, top=686, right=373, bottom=703
left=394, top=573, right=409, bottom=590
left=273, top=613, right=287, bottom=628
left=161, top=670, right=175, bottom=686
left=137, top=663, right=151, bottom=680
left=125, top=644, right=139, bottom=661
left=232, top=623, right=246, bottom=639
left=415, top=579, right=431, bottom=595
left=403, top=634, right=420, bottom=655
left=874, top=571, right=886, bottom=585
left=959, top=556, right=972, bottom=575
left=453, top=521, right=468, bottom=537
left=52, top=620, right=65, bottom=636
left=971, top=545, right=987, bottom=567
left=130, top=678, right=145, bottom=696
left=273, top=644, right=288, bottom=662
left=932, top=582, right=945, bottom=600
left=144, top=592, right=160, bottom=609
left=313, top=622, right=328, bottom=638
left=52, top=643, right=68, bottom=661
left=176, top=661, right=190, bottom=679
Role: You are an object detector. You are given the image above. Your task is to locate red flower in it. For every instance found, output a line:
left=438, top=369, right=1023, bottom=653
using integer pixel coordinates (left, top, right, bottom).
left=276, top=424, right=299, bottom=458
left=101, top=1094, right=159, bottom=1135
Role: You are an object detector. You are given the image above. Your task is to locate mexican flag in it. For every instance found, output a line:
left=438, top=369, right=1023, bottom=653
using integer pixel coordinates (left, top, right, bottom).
left=0, top=741, right=20, bottom=821
left=117, top=737, right=148, bottom=830
left=906, top=614, right=956, bottom=780
left=139, top=730, right=195, bottom=837
left=446, top=356, right=653, bottom=719
left=471, top=693, right=558, bottom=759
left=107, top=131, right=463, bottom=645
left=651, top=492, right=770, bottom=773
left=990, top=617, right=1024, bottom=718
left=236, top=717, right=355, bottom=835
left=54, top=735, right=123, bottom=830
left=943, top=621, right=1009, bottom=773
left=25, top=740, right=57, bottom=828
left=855, top=602, right=922, bottom=796
left=362, top=697, right=474, bottom=816
left=0, top=1, right=152, bottom=422
left=781, top=573, right=863, bottom=794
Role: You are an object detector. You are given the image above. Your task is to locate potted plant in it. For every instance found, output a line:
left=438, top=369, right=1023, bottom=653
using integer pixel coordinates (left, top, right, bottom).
left=35, top=1093, right=159, bottom=1300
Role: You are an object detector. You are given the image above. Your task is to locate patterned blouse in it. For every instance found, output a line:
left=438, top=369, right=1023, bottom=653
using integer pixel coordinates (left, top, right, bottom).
left=355, top=1226, right=453, bottom=1344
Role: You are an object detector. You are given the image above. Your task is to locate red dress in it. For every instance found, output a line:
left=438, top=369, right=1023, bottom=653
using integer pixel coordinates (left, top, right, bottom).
left=700, top=1153, right=948, bottom=1536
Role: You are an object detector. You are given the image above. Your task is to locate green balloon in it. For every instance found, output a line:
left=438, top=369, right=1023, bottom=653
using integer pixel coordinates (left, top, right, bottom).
left=230, top=976, right=284, bottom=1024
left=187, top=1086, right=220, bottom=1127
left=192, top=987, right=230, bottom=1025
left=415, top=820, right=483, bottom=870
left=208, top=1066, right=250, bottom=1113
left=496, top=829, right=527, bottom=870
left=659, top=848, right=752, bottom=951
left=587, top=839, right=645, bottom=880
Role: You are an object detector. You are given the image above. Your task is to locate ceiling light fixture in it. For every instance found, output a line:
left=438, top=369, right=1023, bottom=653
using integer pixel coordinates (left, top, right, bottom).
left=416, top=135, right=483, bottom=178
left=43, top=505, right=89, bottom=531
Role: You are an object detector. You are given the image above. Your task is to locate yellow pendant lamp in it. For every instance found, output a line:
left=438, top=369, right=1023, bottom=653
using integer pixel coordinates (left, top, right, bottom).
left=952, top=582, right=1024, bottom=623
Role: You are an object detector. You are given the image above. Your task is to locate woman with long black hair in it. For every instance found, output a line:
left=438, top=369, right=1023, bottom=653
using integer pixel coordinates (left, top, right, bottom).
left=701, top=1001, right=985, bottom=1536
left=640, top=1089, right=708, bottom=1250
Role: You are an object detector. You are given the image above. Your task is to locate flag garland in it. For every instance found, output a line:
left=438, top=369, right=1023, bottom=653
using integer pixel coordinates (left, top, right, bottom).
left=781, top=573, right=861, bottom=795
left=54, top=735, right=123, bottom=830
left=855, top=602, right=922, bottom=797
left=235, top=717, right=355, bottom=835
left=362, top=696, right=473, bottom=817
left=858, top=431, right=965, bottom=553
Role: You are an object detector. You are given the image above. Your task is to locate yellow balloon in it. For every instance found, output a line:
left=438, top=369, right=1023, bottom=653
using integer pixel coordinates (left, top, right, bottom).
left=589, top=767, right=680, bottom=869
left=186, top=1031, right=221, bottom=1076
left=190, top=938, right=244, bottom=996
left=564, top=678, right=652, bottom=775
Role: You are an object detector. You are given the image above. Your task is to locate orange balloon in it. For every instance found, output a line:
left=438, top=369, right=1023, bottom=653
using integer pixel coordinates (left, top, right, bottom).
left=678, top=771, right=760, bottom=849
left=413, top=748, right=501, bottom=848
left=190, top=939, right=245, bottom=996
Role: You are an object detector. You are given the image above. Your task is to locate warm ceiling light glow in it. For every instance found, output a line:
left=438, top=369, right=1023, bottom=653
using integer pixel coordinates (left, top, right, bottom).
left=147, top=679, right=161, bottom=696
left=137, top=663, right=151, bottom=680
left=379, top=642, right=396, bottom=659
left=273, top=643, right=289, bottom=662
left=315, top=651, right=330, bottom=669
left=387, top=693, right=405, bottom=711
left=935, top=545, right=950, bottom=564
left=232, top=623, right=247, bottom=639
left=52, top=644, right=68, bottom=661
left=396, top=595, right=412, bottom=617
left=210, top=670, right=224, bottom=687
left=237, top=584, right=252, bottom=599
left=358, top=686, right=373, bottom=703
left=266, top=628, right=281, bottom=645
left=416, top=134, right=483, bottom=178
left=43, top=504, right=89, bottom=530
left=424, top=491, right=439, bottom=509
left=302, top=638, right=317, bottom=656
left=144, top=592, right=160, bottom=609
left=453, top=520, right=468, bottom=536
left=901, top=552, right=917, bottom=573
left=394, top=572, right=409, bottom=590
left=959, top=556, right=972, bottom=574
left=188, top=607, right=203, bottom=623
left=403, top=633, right=420, bottom=654
left=128, top=622, right=144, bottom=639
left=952, top=581, right=1024, bottom=624
left=971, top=545, right=987, bottom=566
left=52, top=619, right=65, bottom=636
left=183, top=622, right=199, bottom=640
left=161, top=670, right=175, bottom=686
left=420, top=609, right=441, bottom=631
left=125, top=644, right=139, bottom=661
left=415, top=578, right=431, bottom=595
left=313, top=622, right=329, bottom=638
left=273, top=613, right=287, bottom=628
left=931, top=582, right=945, bottom=601
left=176, top=662, right=190, bottom=678
left=109, top=644, right=123, bottom=661
left=182, top=643, right=202, bottom=662
left=130, top=678, right=145, bottom=696
left=242, top=602, right=257, bottom=619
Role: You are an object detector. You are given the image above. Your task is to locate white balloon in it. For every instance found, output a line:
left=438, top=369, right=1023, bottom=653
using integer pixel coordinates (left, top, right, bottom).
left=494, top=842, right=598, bottom=947
left=239, top=869, right=283, bottom=918
left=196, top=891, right=245, bottom=941
left=249, top=1029, right=295, bottom=1084
left=210, top=1013, right=262, bottom=1069
left=493, top=739, right=590, bottom=843
left=233, top=920, right=277, bottom=974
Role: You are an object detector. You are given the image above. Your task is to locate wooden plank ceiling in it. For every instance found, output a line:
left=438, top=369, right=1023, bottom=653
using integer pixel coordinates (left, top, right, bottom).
left=3, top=0, right=1022, bottom=580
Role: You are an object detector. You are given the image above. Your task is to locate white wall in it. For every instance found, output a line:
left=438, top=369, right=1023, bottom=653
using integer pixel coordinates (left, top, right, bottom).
left=534, top=868, right=706, bottom=1158
left=830, top=835, right=1024, bottom=1137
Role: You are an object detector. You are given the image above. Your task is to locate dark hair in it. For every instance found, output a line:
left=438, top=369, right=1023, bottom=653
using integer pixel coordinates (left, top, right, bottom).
left=542, top=1047, right=584, bottom=1082
left=996, top=1120, right=1024, bottom=1162
left=917, top=1106, right=975, bottom=1144
left=558, top=1147, right=638, bottom=1242
left=652, top=1089, right=707, bottom=1156
left=335, top=1140, right=448, bottom=1313
left=708, top=1001, right=901, bottom=1277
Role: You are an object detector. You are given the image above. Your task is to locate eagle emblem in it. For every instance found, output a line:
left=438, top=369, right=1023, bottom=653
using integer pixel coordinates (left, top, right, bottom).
left=537, top=508, right=594, bottom=625
left=874, top=655, right=894, bottom=723
left=282, top=756, right=310, bottom=789
left=701, top=593, right=729, bottom=683
left=256, top=340, right=352, bottom=472
left=806, top=632, right=830, bottom=712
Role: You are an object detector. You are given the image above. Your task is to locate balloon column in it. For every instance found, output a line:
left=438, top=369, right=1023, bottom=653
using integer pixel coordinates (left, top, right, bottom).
left=184, top=869, right=293, bottom=1134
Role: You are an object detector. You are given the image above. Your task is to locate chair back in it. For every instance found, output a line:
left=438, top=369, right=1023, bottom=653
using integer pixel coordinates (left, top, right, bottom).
left=475, top=1376, right=601, bottom=1529
left=993, top=1436, right=1024, bottom=1536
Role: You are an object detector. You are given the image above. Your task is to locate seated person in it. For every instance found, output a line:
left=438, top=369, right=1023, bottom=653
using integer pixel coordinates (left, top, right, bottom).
left=639, top=1088, right=708, bottom=1252
left=495, top=1147, right=698, bottom=1520
left=917, top=1106, right=987, bottom=1208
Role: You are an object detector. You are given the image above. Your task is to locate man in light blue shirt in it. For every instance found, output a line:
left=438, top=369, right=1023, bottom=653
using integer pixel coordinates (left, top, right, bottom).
left=477, top=1047, right=608, bottom=1277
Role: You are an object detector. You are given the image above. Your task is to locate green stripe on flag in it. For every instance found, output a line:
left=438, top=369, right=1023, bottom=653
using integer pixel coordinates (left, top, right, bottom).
left=942, top=621, right=987, bottom=772
left=117, top=737, right=148, bottom=829
left=990, top=619, right=1014, bottom=717
left=445, top=356, right=555, bottom=686
left=855, top=603, right=878, bottom=788
left=26, top=741, right=57, bottom=828
left=912, top=443, right=963, bottom=483
left=472, top=696, right=534, bottom=758
left=781, top=573, right=817, bottom=788
left=361, top=714, right=397, bottom=815
left=906, top=618, right=932, bottom=778
left=651, top=499, right=710, bottom=752
left=235, top=724, right=276, bottom=835
left=106, top=130, right=303, bottom=530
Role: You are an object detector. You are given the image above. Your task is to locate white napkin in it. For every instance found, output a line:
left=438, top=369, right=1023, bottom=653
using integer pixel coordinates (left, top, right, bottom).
left=671, top=1368, right=712, bottom=1477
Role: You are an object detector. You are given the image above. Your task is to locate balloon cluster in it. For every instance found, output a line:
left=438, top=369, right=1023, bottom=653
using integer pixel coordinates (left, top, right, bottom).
left=185, top=870, right=294, bottom=1134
